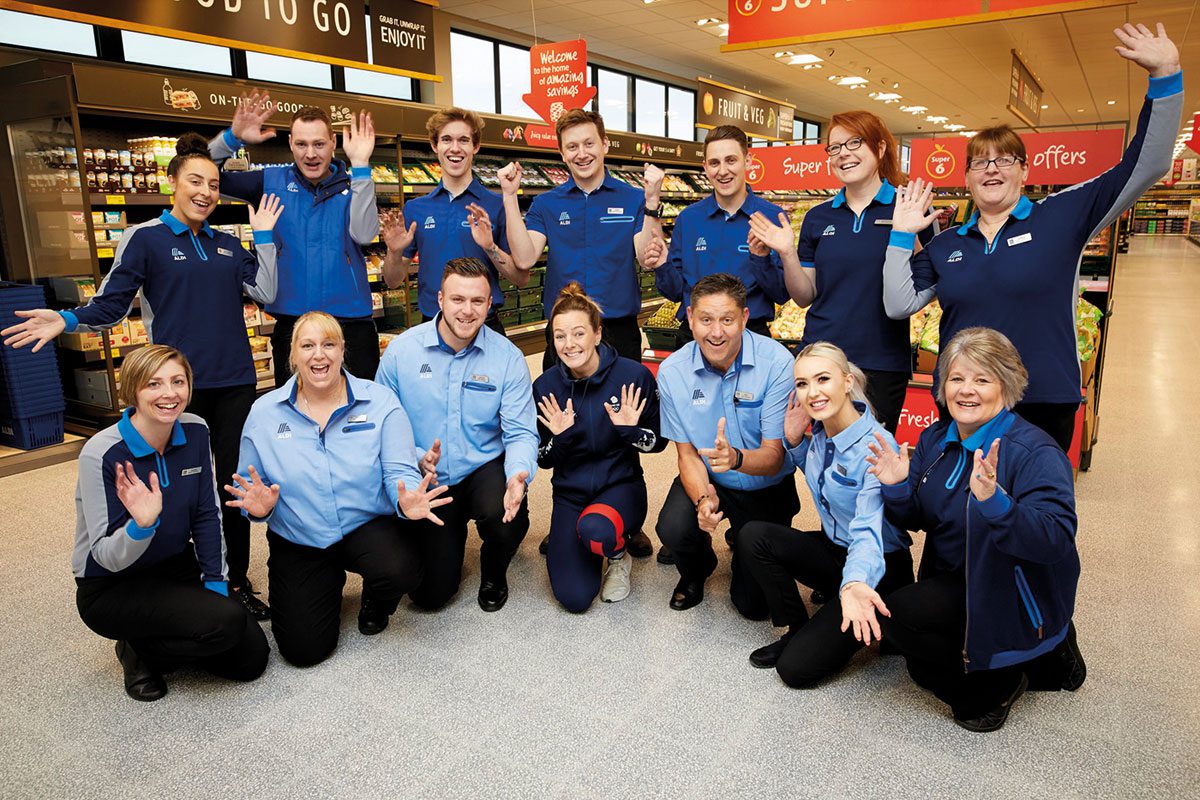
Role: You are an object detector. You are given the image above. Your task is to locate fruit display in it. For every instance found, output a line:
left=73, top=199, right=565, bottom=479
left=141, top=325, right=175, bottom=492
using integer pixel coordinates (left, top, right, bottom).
left=421, top=162, right=443, bottom=181
left=645, top=300, right=681, bottom=329
left=541, top=165, right=570, bottom=185
left=660, top=201, right=685, bottom=219
left=402, top=164, right=434, bottom=184
left=769, top=301, right=807, bottom=341
left=686, top=173, right=713, bottom=193
left=371, top=164, right=399, bottom=183
left=474, top=162, right=501, bottom=186
left=517, top=162, right=554, bottom=187
left=780, top=199, right=823, bottom=245
left=1077, top=294, right=1102, bottom=362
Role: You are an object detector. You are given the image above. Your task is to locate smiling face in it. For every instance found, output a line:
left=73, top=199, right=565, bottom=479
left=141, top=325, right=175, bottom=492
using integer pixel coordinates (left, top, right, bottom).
left=688, top=291, right=748, bottom=372
left=943, top=356, right=1006, bottom=436
left=168, top=157, right=219, bottom=228
left=965, top=146, right=1029, bottom=216
left=291, top=319, right=345, bottom=393
left=438, top=273, right=491, bottom=348
left=290, top=118, right=335, bottom=183
left=793, top=354, right=853, bottom=422
left=433, top=119, right=480, bottom=182
left=704, top=139, right=748, bottom=203
left=827, top=124, right=883, bottom=190
left=552, top=309, right=602, bottom=378
left=134, top=359, right=190, bottom=427
left=558, top=122, right=609, bottom=184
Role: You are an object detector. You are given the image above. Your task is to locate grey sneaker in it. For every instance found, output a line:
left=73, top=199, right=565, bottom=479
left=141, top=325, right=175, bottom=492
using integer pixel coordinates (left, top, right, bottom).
left=601, top=555, right=631, bottom=603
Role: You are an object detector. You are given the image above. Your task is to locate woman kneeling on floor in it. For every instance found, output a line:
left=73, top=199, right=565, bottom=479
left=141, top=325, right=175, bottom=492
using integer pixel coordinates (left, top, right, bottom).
left=229, top=311, right=448, bottom=666
left=739, top=342, right=913, bottom=687
left=73, top=345, right=269, bottom=701
left=868, top=327, right=1086, bottom=733
left=533, top=283, right=665, bottom=611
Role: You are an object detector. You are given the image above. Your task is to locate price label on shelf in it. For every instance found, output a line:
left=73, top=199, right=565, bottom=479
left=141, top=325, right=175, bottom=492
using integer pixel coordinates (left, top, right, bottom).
left=96, top=248, right=115, bottom=259
left=105, top=195, right=126, bottom=205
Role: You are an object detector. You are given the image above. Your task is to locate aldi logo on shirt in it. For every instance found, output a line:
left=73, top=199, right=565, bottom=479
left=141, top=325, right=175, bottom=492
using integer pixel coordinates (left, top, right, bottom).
left=286, top=181, right=300, bottom=193
left=695, top=237, right=707, bottom=252
left=276, top=422, right=292, bottom=439
left=419, top=364, right=433, bottom=378
left=558, top=211, right=571, bottom=226
left=947, top=250, right=964, bottom=263
left=171, top=248, right=186, bottom=261
left=424, top=216, right=436, bottom=230
left=692, top=388, right=707, bottom=406
left=822, top=225, right=836, bottom=237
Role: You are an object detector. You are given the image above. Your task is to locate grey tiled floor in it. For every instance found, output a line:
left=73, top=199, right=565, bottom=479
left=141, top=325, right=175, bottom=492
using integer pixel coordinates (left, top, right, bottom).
left=2, top=238, right=1198, bottom=798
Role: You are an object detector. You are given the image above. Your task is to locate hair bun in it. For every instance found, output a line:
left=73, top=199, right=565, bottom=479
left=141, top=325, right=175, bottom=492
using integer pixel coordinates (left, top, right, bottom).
left=559, top=281, right=585, bottom=299
left=175, top=131, right=209, bottom=158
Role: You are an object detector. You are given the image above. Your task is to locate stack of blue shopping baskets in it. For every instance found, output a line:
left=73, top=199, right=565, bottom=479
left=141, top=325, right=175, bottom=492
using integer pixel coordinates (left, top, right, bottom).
left=0, top=282, right=66, bottom=450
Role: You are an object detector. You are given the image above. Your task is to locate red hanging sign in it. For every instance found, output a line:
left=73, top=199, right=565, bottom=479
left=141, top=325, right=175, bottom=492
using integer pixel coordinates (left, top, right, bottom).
left=1185, top=113, right=1200, bottom=157
left=909, top=129, right=1126, bottom=187
left=743, top=144, right=842, bottom=192
left=520, top=39, right=596, bottom=149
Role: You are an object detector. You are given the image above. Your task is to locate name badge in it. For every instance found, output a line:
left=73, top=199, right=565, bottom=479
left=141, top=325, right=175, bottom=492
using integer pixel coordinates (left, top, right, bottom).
left=836, top=463, right=848, bottom=476
left=874, top=219, right=893, bottom=226
left=469, top=374, right=490, bottom=384
left=1007, top=232, right=1033, bottom=246
left=217, top=247, right=234, bottom=257
left=348, top=414, right=368, bottom=423
left=181, top=467, right=202, bottom=476
left=734, top=390, right=755, bottom=402
left=607, top=207, right=624, bottom=214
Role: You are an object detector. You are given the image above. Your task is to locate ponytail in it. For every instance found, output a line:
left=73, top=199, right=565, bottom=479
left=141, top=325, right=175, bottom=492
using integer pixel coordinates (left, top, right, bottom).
left=549, top=281, right=603, bottom=331
left=167, top=131, right=215, bottom=178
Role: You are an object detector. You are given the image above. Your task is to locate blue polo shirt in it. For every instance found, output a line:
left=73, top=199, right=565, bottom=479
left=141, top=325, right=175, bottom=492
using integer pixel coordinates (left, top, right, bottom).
left=401, top=178, right=509, bottom=316
left=656, top=191, right=790, bottom=323
left=885, top=72, right=1183, bottom=404
left=236, top=372, right=423, bottom=549
left=786, top=402, right=911, bottom=590
left=525, top=171, right=645, bottom=318
left=374, top=317, right=538, bottom=488
left=798, top=180, right=931, bottom=373
left=657, top=329, right=795, bottom=491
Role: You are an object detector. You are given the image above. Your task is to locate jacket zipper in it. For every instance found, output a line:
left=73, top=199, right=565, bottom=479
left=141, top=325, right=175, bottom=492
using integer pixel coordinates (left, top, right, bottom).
left=962, top=487, right=971, bottom=672
left=1013, top=565, right=1045, bottom=639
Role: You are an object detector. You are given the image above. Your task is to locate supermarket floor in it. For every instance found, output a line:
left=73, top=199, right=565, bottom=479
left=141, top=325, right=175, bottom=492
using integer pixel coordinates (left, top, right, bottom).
left=2, top=237, right=1198, bottom=799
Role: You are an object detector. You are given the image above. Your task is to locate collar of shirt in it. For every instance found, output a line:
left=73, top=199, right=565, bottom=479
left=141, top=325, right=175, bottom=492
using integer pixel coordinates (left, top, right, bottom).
left=157, top=210, right=214, bottom=239
left=288, top=160, right=347, bottom=192
left=957, top=195, right=1033, bottom=236
left=831, top=179, right=895, bottom=210
left=428, top=177, right=487, bottom=202
left=943, top=407, right=1016, bottom=452
left=422, top=313, right=491, bottom=357
left=117, top=407, right=187, bottom=457
left=562, top=170, right=623, bottom=196
left=811, top=401, right=876, bottom=454
left=690, top=330, right=756, bottom=376
left=698, top=190, right=770, bottom=222
left=278, top=369, right=364, bottom=413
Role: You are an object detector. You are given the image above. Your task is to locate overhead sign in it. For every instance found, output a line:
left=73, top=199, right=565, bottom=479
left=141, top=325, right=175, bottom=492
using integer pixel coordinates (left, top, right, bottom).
left=909, top=129, right=1126, bottom=186
left=743, top=144, right=841, bottom=191
left=521, top=39, right=598, bottom=149
left=486, top=119, right=704, bottom=165
left=697, top=78, right=795, bottom=142
left=1186, top=113, right=1200, bottom=157
left=0, top=0, right=441, bottom=81
left=723, top=0, right=1133, bottom=52
left=1007, top=51, right=1044, bottom=128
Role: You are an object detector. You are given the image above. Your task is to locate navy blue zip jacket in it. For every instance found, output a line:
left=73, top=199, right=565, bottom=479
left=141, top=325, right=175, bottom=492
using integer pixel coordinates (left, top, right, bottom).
left=533, top=343, right=666, bottom=502
left=880, top=409, right=1079, bottom=672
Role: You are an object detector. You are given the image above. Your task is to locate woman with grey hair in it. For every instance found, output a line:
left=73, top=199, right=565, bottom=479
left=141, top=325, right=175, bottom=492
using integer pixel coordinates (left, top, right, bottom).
left=867, top=327, right=1084, bottom=732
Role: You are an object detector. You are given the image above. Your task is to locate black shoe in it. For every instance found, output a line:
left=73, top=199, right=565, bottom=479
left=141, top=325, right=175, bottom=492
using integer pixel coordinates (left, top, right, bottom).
left=1025, top=622, right=1086, bottom=692
left=1058, top=622, right=1086, bottom=691
left=478, top=578, right=509, bottom=612
left=538, top=534, right=549, bottom=556
left=626, top=528, right=654, bottom=559
left=233, top=583, right=271, bottom=621
left=953, top=673, right=1029, bottom=733
left=669, top=577, right=705, bottom=611
left=810, top=589, right=830, bottom=605
left=749, top=630, right=795, bottom=669
left=656, top=544, right=676, bottom=565
left=357, top=594, right=389, bottom=636
left=115, top=640, right=167, bottom=702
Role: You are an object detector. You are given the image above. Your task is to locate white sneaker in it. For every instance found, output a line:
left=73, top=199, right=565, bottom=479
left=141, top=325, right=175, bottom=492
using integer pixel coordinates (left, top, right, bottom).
left=601, top=555, right=631, bottom=603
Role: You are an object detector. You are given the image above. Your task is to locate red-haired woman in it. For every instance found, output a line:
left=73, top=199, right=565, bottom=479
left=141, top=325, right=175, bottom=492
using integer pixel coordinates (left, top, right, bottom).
left=749, top=110, right=934, bottom=433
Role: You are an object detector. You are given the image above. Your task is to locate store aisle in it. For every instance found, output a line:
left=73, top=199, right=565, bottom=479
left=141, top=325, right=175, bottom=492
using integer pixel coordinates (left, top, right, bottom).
left=1, top=237, right=1197, bottom=799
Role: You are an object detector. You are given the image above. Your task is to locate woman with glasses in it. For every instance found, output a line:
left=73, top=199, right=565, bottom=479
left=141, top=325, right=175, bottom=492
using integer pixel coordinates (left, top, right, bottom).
left=748, top=111, right=935, bottom=433
left=883, top=23, right=1181, bottom=449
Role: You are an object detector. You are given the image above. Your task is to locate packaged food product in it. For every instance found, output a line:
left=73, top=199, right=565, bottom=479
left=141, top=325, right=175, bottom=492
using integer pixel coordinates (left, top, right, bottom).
left=769, top=300, right=807, bottom=341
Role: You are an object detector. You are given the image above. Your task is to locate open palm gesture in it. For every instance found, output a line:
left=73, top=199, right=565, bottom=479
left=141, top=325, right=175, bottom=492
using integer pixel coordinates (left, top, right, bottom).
left=893, top=178, right=939, bottom=234
left=969, top=438, right=1002, bottom=502
left=381, top=209, right=417, bottom=254
left=114, top=461, right=162, bottom=530
left=231, top=89, right=276, bottom=144
left=2, top=309, right=66, bottom=353
left=604, top=383, right=647, bottom=427
left=866, top=432, right=910, bottom=486
left=247, top=193, right=284, bottom=232
left=1114, top=23, right=1180, bottom=78
left=342, top=110, right=375, bottom=166
left=225, top=464, right=280, bottom=518
left=537, top=394, right=576, bottom=436
left=398, top=472, right=453, bottom=526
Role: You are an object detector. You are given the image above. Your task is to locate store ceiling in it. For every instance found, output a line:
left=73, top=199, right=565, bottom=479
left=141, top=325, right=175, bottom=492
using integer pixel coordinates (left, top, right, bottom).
left=443, top=0, right=1200, bottom=142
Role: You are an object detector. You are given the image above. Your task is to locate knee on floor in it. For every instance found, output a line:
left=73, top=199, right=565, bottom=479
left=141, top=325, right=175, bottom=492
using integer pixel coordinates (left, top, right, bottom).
left=576, top=512, right=622, bottom=559
left=276, top=635, right=337, bottom=669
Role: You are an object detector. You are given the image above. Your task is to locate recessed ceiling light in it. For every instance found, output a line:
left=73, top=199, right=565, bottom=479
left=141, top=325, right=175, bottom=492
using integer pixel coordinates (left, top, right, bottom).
left=827, top=75, right=841, bottom=82
left=774, top=51, right=794, bottom=58
left=787, top=53, right=823, bottom=65
left=871, top=92, right=902, bottom=102
left=1040, top=104, right=1049, bottom=109
left=926, top=115, right=949, bottom=123
left=1077, top=108, right=1085, bottom=112
left=837, top=76, right=868, bottom=86
left=892, top=82, right=901, bottom=90
left=960, top=131, right=978, bottom=138
left=695, top=18, right=721, bottom=25
left=1107, top=100, right=1116, bottom=105
left=944, top=124, right=966, bottom=131
left=900, top=105, right=927, bottom=113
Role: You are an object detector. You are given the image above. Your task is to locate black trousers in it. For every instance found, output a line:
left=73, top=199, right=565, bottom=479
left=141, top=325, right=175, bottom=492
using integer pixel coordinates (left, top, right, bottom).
left=1013, top=401, right=1077, bottom=452
left=408, top=456, right=530, bottom=610
left=542, top=314, right=642, bottom=371
left=188, top=383, right=256, bottom=587
left=739, top=524, right=914, bottom=687
left=674, top=316, right=771, bottom=347
left=76, top=547, right=269, bottom=682
left=878, top=569, right=1026, bottom=720
left=422, top=313, right=506, bottom=337
left=655, top=475, right=800, bottom=620
left=266, top=516, right=422, bottom=667
left=270, top=313, right=380, bottom=384
left=862, top=369, right=910, bottom=435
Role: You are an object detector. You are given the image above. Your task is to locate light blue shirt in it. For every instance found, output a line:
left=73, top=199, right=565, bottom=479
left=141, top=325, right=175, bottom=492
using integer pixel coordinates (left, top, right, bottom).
left=787, top=402, right=912, bottom=590
left=237, top=372, right=422, bottom=549
left=657, top=330, right=795, bottom=491
left=375, top=317, right=538, bottom=487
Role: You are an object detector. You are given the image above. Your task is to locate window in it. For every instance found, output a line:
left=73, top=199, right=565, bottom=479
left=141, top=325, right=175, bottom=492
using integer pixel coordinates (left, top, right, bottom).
left=597, top=69, right=630, bottom=132
left=246, top=51, right=331, bottom=89
left=667, top=87, right=695, bottom=141
left=344, top=68, right=415, bottom=100
left=122, top=31, right=231, bottom=76
left=450, top=31, right=496, bottom=113
left=795, top=119, right=821, bottom=143
left=497, top=43, right=531, bottom=118
left=635, top=79, right=666, bottom=137
left=901, top=144, right=911, bottom=175
left=0, top=10, right=95, bottom=56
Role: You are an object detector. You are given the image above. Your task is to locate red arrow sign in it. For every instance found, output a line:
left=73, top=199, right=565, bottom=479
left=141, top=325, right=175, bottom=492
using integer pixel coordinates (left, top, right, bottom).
left=522, top=40, right=597, bottom=126
left=1186, top=112, right=1200, bottom=157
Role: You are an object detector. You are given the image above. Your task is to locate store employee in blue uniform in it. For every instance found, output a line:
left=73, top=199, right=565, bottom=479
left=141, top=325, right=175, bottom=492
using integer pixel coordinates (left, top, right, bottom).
left=884, top=23, right=1182, bottom=451
left=499, top=108, right=665, bottom=367
left=375, top=258, right=539, bottom=613
left=209, top=91, right=382, bottom=383
left=643, top=125, right=793, bottom=340
left=655, top=274, right=799, bottom=614
left=380, top=107, right=523, bottom=334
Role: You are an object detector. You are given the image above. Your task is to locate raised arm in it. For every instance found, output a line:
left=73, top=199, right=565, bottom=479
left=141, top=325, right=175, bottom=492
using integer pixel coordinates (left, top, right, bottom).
left=241, top=194, right=283, bottom=304
left=499, top=163, right=548, bottom=270
left=344, top=111, right=380, bottom=245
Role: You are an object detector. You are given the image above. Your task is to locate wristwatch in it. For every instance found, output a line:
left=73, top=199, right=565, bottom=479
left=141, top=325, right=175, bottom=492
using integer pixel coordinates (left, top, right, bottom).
left=643, top=203, right=662, bottom=219
left=732, top=447, right=744, bottom=472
